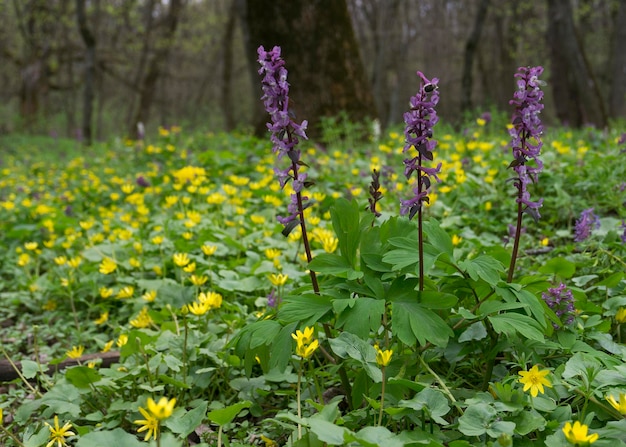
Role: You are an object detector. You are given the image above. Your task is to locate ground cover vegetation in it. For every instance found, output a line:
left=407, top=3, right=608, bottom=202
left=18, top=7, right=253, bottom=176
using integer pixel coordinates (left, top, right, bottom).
left=1, top=48, right=626, bottom=447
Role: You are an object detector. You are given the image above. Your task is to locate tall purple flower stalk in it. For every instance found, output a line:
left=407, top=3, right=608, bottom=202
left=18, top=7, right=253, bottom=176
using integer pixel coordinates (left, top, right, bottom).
left=574, top=207, right=600, bottom=242
left=507, top=66, right=545, bottom=282
left=402, top=71, right=440, bottom=290
left=541, top=283, right=575, bottom=329
left=257, top=45, right=318, bottom=293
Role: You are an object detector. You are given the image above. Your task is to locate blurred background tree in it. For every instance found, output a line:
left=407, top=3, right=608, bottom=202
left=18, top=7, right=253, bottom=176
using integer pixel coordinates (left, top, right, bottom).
left=0, top=0, right=623, bottom=143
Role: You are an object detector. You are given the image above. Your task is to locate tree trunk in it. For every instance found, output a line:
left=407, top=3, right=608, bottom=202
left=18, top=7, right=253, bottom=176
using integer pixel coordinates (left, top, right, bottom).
left=546, top=0, right=607, bottom=127
left=461, top=0, right=491, bottom=113
left=130, top=0, right=184, bottom=136
left=220, top=0, right=237, bottom=131
left=241, top=0, right=378, bottom=139
left=76, top=0, right=97, bottom=145
left=609, top=0, right=626, bottom=118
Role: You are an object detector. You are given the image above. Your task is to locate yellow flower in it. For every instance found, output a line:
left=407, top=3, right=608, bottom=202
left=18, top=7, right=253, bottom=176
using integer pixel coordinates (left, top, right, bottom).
left=94, top=311, right=109, bottom=325
left=66, top=346, right=84, bottom=359
left=54, top=256, right=68, bottom=266
left=188, top=300, right=210, bottom=316
left=129, top=257, right=141, bottom=268
left=518, top=365, right=552, bottom=397
left=173, top=252, right=190, bottom=267
left=45, top=415, right=75, bottom=447
left=295, top=338, right=319, bottom=359
left=151, top=235, right=164, bottom=245
left=130, top=307, right=154, bottom=328
left=67, top=257, right=82, bottom=269
left=99, top=257, right=117, bottom=274
left=269, top=273, right=288, bottom=287
left=606, top=393, right=626, bottom=414
left=260, top=434, right=278, bottom=447
left=616, top=307, right=626, bottom=323
left=116, top=286, right=134, bottom=299
left=292, top=326, right=318, bottom=359
left=201, top=244, right=217, bottom=256
left=142, top=290, right=157, bottom=302
left=541, top=237, right=550, bottom=247
left=198, top=291, right=222, bottom=309
left=117, top=334, right=128, bottom=347
left=147, top=397, right=176, bottom=420
left=17, top=253, right=30, bottom=266
left=190, top=274, right=208, bottom=286
left=183, top=261, right=196, bottom=273
left=321, top=236, right=338, bottom=253
left=134, top=406, right=159, bottom=441
left=562, top=421, right=598, bottom=445
left=374, top=344, right=393, bottom=367
left=264, top=248, right=281, bottom=260
left=452, top=235, right=462, bottom=246
left=99, top=287, right=114, bottom=298
left=102, top=340, right=114, bottom=353
left=24, top=242, right=38, bottom=251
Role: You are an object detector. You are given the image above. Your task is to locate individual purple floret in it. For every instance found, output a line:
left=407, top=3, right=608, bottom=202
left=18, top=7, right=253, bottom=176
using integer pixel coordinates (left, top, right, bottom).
left=267, top=289, right=280, bottom=308
left=508, top=66, right=545, bottom=220
left=542, top=283, right=575, bottom=329
left=573, top=207, right=600, bottom=242
left=401, top=71, right=440, bottom=219
left=619, top=220, right=626, bottom=244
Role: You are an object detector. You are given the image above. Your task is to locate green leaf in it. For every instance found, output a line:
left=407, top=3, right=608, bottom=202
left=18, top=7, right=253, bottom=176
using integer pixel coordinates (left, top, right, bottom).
left=164, top=401, right=208, bottom=437
left=330, top=198, right=362, bottom=268
left=397, top=388, right=451, bottom=425
left=390, top=294, right=453, bottom=347
left=217, top=276, right=262, bottom=292
left=418, top=291, right=458, bottom=309
left=308, top=253, right=362, bottom=279
left=21, top=359, right=39, bottom=379
left=40, top=383, right=82, bottom=417
left=207, top=400, right=252, bottom=426
left=65, top=366, right=102, bottom=389
left=278, top=294, right=333, bottom=326
left=423, top=219, right=453, bottom=257
left=269, top=322, right=299, bottom=372
left=308, top=419, right=347, bottom=445
left=458, top=321, right=488, bottom=342
left=329, top=332, right=382, bottom=382
left=459, top=255, right=505, bottom=286
left=458, top=402, right=496, bottom=436
left=488, top=313, right=545, bottom=342
left=349, top=426, right=404, bottom=447
left=538, top=257, right=576, bottom=279
left=334, top=298, right=385, bottom=339
left=75, top=428, right=146, bottom=447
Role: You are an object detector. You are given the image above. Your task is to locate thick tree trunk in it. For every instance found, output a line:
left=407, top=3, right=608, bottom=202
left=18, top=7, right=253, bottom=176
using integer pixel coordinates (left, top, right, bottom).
left=461, top=0, right=491, bottom=113
left=241, top=0, right=378, bottom=139
left=130, top=0, right=184, bottom=136
left=546, top=0, right=607, bottom=127
left=609, top=0, right=626, bottom=118
left=76, top=0, right=96, bottom=145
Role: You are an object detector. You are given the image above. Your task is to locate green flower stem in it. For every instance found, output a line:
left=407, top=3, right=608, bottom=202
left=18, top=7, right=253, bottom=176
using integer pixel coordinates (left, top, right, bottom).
left=0, top=346, right=41, bottom=398
left=378, top=366, right=387, bottom=426
left=0, top=426, right=27, bottom=447
left=297, top=360, right=303, bottom=440
left=507, top=201, right=524, bottom=282
left=137, top=339, right=155, bottom=389
left=418, top=355, right=459, bottom=410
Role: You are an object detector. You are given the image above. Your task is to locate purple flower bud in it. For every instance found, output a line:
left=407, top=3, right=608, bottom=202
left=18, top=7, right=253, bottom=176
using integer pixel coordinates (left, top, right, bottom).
left=574, top=208, right=600, bottom=242
left=136, top=175, right=150, bottom=187
left=542, top=283, right=575, bottom=329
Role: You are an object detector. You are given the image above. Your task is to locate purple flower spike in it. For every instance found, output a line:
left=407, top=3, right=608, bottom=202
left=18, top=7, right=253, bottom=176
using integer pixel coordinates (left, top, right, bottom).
left=574, top=208, right=600, bottom=242
left=542, top=283, right=575, bottom=329
left=401, top=71, right=440, bottom=219
left=508, top=66, right=545, bottom=220
left=258, top=46, right=308, bottom=160
left=620, top=221, right=626, bottom=244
